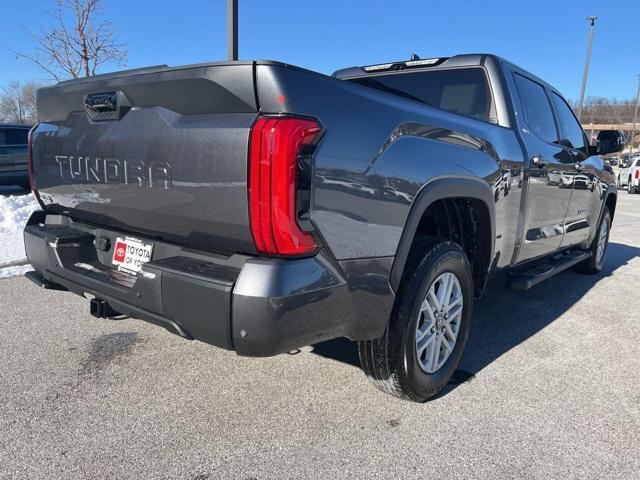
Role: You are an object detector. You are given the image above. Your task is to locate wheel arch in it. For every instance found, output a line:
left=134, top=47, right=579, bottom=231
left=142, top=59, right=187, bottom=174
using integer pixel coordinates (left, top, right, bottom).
left=389, top=176, right=496, bottom=296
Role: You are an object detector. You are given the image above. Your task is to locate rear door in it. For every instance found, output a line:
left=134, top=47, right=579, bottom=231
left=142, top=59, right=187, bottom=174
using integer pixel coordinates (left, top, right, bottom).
left=510, top=72, right=574, bottom=263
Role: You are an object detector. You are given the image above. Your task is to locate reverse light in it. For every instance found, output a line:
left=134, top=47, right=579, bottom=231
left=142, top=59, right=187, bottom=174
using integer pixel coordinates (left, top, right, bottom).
left=249, top=116, right=322, bottom=256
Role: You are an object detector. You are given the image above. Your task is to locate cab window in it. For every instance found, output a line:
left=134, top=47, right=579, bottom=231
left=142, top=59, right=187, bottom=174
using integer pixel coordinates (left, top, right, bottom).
left=349, top=68, right=494, bottom=122
left=513, top=73, right=557, bottom=143
left=550, top=92, right=587, bottom=152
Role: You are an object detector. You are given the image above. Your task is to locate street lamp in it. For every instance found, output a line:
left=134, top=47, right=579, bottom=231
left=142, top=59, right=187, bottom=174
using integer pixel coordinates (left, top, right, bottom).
left=227, top=0, right=238, bottom=61
left=577, top=16, right=597, bottom=122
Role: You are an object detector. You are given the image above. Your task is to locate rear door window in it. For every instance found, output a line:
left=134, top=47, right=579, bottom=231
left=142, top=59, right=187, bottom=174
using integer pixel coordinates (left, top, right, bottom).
left=0, top=129, right=6, bottom=146
left=513, top=73, right=557, bottom=143
left=349, top=68, right=494, bottom=122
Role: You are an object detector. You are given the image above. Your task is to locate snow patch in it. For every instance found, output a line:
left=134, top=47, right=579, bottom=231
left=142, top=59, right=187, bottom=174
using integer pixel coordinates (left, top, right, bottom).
left=0, top=193, right=40, bottom=273
left=0, top=264, right=34, bottom=279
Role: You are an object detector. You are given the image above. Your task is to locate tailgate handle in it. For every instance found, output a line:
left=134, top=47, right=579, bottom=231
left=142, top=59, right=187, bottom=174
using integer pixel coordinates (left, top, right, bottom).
left=85, top=92, right=118, bottom=113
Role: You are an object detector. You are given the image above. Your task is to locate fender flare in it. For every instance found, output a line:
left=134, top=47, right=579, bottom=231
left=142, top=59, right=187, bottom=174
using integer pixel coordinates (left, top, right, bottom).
left=601, top=184, right=618, bottom=220
left=389, top=176, right=496, bottom=292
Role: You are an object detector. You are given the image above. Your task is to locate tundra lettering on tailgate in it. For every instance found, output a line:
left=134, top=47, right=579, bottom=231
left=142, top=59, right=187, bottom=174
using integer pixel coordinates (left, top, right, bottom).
left=54, top=155, right=173, bottom=189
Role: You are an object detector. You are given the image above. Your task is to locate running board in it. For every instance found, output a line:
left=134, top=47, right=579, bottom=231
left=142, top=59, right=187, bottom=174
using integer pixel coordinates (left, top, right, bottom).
left=508, top=251, right=591, bottom=291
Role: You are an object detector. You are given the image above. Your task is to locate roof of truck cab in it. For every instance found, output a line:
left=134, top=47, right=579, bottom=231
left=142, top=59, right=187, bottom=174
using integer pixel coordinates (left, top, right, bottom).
left=332, top=53, right=552, bottom=89
left=332, top=53, right=563, bottom=101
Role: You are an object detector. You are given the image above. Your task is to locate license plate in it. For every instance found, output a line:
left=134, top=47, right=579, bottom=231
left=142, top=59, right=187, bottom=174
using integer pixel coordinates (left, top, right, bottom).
left=111, top=237, right=153, bottom=274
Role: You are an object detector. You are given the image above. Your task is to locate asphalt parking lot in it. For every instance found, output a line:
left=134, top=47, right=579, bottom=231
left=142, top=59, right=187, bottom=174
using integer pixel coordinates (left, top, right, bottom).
left=0, top=193, right=639, bottom=480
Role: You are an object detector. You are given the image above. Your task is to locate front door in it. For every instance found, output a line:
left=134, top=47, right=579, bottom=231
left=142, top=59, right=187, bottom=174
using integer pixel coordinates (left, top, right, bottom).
left=548, top=91, right=600, bottom=248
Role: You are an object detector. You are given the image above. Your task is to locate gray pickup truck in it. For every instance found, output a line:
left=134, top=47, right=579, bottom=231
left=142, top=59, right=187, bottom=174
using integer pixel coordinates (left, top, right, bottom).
left=0, top=124, right=31, bottom=188
left=25, top=54, right=623, bottom=402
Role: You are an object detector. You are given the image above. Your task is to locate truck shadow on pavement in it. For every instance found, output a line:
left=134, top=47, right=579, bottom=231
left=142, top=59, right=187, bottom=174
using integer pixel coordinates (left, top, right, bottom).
left=311, top=242, right=640, bottom=398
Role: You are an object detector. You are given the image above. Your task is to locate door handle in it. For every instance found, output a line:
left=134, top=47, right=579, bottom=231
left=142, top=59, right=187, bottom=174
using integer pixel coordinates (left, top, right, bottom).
left=532, top=155, right=548, bottom=168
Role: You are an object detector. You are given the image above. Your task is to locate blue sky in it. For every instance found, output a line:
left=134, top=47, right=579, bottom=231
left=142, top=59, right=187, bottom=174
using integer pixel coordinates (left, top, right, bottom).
left=2, top=0, right=639, bottom=100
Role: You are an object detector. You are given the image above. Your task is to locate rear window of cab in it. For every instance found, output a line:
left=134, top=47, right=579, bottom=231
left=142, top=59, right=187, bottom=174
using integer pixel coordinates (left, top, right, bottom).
left=348, top=68, right=494, bottom=123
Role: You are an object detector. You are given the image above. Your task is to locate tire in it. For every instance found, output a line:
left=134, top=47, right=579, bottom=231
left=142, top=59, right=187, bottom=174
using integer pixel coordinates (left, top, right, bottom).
left=358, top=237, right=474, bottom=402
left=628, top=178, right=634, bottom=194
left=576, top=207, right=611, bottom=274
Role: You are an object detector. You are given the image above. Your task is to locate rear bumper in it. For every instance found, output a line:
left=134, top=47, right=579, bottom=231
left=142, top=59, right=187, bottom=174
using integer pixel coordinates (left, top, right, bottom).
left=0, top=170, right=28, bottom=186
left=24, top=212, right=394, bottom=356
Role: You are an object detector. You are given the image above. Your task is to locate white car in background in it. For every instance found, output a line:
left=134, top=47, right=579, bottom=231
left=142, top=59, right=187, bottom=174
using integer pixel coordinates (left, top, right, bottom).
left=618, top=156, right=640, bottom=194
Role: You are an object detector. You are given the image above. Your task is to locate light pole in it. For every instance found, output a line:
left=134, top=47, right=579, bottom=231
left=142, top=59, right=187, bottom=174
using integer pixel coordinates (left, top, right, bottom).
left=628, top=75, right=640, bottom=158
left=577, top=16, right=597, bottom=122
left=227, top=0, right=238, bottom=61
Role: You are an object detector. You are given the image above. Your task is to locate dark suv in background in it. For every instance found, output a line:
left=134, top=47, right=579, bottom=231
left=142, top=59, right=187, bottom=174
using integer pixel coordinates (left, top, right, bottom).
left=0, top=124, right=31, bottom=188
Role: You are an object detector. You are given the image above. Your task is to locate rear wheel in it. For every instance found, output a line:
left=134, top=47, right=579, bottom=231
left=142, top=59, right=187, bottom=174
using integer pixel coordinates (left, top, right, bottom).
left=628, top=177, right=635, bottom=194
left=576, top=207, right=611, bottom=274
left=358, top=237, right=474, bottom=402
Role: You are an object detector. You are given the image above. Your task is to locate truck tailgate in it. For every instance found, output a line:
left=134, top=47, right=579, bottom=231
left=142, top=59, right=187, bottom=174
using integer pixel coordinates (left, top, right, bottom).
left=32, top=62, right=259, bottom=255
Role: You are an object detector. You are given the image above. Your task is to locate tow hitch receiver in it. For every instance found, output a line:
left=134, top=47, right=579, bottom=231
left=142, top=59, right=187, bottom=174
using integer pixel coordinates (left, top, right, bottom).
left=90, top=298, right=118, bottom=318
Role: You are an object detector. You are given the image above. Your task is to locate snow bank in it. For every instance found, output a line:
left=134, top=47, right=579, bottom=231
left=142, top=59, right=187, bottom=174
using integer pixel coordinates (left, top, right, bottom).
left=0, top=264, right=33, bottom=279
left=0, top=193, right=40, bottom=276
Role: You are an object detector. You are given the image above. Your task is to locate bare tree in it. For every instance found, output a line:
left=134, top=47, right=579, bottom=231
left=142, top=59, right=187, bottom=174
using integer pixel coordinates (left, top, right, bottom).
left=12, top=0, right=127, bottom=81
left=0, top=81, right=41, bottom=124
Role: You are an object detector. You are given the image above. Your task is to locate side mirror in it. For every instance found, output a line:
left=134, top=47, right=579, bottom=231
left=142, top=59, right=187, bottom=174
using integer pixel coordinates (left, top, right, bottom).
left=594, top=130, right=625, bottom=155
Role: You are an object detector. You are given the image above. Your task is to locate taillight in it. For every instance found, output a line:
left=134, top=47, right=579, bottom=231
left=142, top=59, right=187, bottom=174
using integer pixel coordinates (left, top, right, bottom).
left=27, top=126, right=35, bottom=191
left=635, top=169, right=639, bottom=179
left=249, top=116, right=322, bottom=256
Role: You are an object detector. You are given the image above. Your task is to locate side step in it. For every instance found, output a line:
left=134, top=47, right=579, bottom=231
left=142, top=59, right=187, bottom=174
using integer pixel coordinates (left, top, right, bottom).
left=508, top=250, right=591, bottom=291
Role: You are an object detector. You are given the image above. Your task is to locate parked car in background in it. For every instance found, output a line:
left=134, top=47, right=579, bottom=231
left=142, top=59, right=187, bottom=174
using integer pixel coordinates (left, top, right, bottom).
left=0, top=124, right=31, bottom=188
left=618, top=156, right=640, bottom=193
left=606, top=156, right=619, bottom=166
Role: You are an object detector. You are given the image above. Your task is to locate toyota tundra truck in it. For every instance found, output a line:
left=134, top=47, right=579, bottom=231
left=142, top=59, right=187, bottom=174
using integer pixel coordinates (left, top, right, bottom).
left=24, top=54, right=623, bottom=402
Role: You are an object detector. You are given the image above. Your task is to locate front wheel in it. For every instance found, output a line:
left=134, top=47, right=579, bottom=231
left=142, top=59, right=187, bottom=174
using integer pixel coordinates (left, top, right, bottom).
left=358, top=237, right=474, bottom=402
left=576, top=207, right=611, bottom=274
